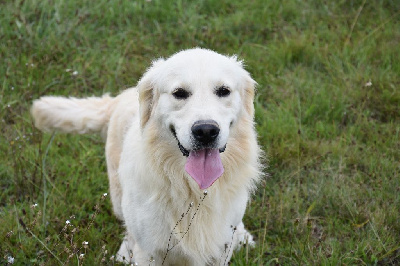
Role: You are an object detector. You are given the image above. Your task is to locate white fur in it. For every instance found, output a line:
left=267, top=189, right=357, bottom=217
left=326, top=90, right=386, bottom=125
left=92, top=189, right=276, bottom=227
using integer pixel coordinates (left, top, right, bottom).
left=31, top=48, right=263, bottom=265
left=31, top=95, right=114, bottom=139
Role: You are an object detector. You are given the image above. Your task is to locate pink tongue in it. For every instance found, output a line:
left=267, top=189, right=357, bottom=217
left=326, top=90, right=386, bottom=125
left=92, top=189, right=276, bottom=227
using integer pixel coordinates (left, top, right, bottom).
left=185, top=149, right=224, bottom=190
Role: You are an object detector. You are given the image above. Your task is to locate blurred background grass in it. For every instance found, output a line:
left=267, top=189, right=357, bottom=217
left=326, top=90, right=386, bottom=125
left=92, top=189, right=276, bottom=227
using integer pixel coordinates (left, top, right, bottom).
left=1, top=0, right=399, bottom=264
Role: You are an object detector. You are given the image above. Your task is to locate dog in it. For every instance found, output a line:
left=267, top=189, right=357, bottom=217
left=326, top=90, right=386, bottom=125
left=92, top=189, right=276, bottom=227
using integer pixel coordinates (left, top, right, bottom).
left=31, top=48, right=263, bottom=265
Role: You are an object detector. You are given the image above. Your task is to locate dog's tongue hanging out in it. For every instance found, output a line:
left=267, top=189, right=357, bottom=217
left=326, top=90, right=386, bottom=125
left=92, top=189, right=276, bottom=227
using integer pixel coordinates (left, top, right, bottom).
left=185, top=149, right=224, bottom=189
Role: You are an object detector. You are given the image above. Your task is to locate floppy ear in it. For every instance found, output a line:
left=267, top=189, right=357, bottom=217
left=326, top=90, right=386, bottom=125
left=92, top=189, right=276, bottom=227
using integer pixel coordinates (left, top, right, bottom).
left=231, top=56, right=257, bottom=118
left=243, top=76, right=257, bottom=118
left=137, top=58, right=165, bottom=128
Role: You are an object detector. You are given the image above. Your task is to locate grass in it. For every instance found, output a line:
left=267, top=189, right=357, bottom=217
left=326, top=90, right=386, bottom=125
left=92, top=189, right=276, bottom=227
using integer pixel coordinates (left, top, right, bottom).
left=1, top=0, right=399, bottom=264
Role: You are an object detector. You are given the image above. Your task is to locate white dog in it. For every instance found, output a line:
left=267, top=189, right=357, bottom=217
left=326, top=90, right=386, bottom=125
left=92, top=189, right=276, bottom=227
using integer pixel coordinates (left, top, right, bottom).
left=32, top=48, right=263, bottom=265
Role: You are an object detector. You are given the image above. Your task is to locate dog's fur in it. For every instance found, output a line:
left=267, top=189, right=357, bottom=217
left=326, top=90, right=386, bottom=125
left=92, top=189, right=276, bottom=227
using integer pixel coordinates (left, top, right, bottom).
left=31, top=48, right=263, bottom=265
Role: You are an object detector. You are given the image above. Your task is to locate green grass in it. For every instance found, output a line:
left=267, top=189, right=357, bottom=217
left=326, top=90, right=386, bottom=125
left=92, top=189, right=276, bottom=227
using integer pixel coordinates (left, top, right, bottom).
left=1, top=0, right=399, bottom=264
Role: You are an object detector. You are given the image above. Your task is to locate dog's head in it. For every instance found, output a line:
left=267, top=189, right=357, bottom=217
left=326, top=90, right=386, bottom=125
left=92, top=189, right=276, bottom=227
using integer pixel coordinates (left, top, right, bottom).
left=137, top=48, right=256, bottom=189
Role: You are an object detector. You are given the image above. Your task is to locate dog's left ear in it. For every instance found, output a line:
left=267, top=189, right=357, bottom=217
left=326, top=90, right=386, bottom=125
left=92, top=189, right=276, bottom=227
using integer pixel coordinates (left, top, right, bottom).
left=230, top=56, right=257, bottom=118
left=243, top=76, right=257, bottom=118
left=137, top=58, right=165, bottom=128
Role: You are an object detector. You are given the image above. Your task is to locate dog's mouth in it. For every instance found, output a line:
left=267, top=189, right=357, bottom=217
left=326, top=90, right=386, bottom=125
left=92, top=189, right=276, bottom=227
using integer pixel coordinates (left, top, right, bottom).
left=170, top=125, right=226, bottom=189
left=170, top=125, right=226, bottom=157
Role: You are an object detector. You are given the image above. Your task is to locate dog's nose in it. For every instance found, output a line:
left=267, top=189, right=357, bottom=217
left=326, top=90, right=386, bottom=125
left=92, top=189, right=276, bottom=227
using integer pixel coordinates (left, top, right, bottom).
left=191, top=120, right=220, bottom=145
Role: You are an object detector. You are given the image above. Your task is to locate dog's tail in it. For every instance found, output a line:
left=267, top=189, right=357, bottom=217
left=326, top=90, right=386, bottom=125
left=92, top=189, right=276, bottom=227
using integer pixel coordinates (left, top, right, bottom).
left=31, top=94, right=115, bottom=138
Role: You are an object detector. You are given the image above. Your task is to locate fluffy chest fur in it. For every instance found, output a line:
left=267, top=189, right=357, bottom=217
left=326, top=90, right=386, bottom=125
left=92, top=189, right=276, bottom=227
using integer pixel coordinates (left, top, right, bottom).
left=118, top=117, right=254, bottom=264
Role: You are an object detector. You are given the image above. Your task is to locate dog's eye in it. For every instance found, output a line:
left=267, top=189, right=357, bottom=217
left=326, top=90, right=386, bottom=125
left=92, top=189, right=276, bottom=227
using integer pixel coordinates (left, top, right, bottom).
left=172, top=88, right=190, bottom=100
left=215, top=86, right=231, bottom=97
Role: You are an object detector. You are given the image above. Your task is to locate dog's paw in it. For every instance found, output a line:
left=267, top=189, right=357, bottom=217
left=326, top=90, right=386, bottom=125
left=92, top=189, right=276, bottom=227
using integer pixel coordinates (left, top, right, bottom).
left=234, top=222, right=255, bottom=250
left=116, top=234, right=134, bottom=263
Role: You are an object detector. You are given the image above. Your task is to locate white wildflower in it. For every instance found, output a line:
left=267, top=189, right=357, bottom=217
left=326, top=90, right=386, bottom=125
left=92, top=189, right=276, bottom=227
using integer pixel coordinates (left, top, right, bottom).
left=72, top=71, right=78, bottom=76
left=66, top=220, right=70, bottom=224
left=103, top=193, right=108, bottom=197
left=365, top=80, right=372, bottom=87
left=66, top=69, right=71, bottom=72
left=7, top=256, right=14, bottom=264
left=79, top=253, right=85, bottom=259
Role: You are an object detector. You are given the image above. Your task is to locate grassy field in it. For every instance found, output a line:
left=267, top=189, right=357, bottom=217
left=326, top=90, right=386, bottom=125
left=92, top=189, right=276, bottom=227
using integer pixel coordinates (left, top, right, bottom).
left=1, top=0, right=399, bottom=264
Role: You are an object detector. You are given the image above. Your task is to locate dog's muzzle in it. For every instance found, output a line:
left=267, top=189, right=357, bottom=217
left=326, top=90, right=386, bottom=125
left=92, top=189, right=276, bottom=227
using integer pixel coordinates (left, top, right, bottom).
left=170, top=122, right=226, bottom=157
left=170, top=122, right=227, bottom=190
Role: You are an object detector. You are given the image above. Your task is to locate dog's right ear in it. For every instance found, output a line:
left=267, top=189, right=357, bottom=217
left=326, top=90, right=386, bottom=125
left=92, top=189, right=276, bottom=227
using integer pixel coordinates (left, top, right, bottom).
left=137, top=58, right=165, bottom=128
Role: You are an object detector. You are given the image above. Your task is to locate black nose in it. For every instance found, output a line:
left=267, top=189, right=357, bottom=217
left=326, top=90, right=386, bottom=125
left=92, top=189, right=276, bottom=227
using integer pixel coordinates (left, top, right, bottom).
left=191, top=120, right=220, bottom=145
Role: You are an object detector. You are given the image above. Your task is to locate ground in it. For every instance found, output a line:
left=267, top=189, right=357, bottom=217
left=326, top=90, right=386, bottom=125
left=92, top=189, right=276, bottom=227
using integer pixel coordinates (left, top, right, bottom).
left=1, top=0, right=399, bottom=265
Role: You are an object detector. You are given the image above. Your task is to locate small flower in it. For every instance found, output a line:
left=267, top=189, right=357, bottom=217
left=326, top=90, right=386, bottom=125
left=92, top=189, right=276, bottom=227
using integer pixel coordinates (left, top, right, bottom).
left=7, top=256, right=15, bottom=264
left=72, top=71, right=78, bottom=76
left=79, top=253, right=85, bottom=259
left=103, top=193, right=108, bottom=197
left=364, top=80, right=372, bottom=87
left=6, top=231, right=13, bottom=238
left=110, top=255, right=115, bottom=261
left=66, top=220, right=70, bottom=224
left=66, top=69, right=71, bottom=72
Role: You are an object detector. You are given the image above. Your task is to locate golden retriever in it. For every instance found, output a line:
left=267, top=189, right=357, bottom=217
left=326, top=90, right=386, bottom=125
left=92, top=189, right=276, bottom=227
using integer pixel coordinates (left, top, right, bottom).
left=31, top=48, right=263, bottom=265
